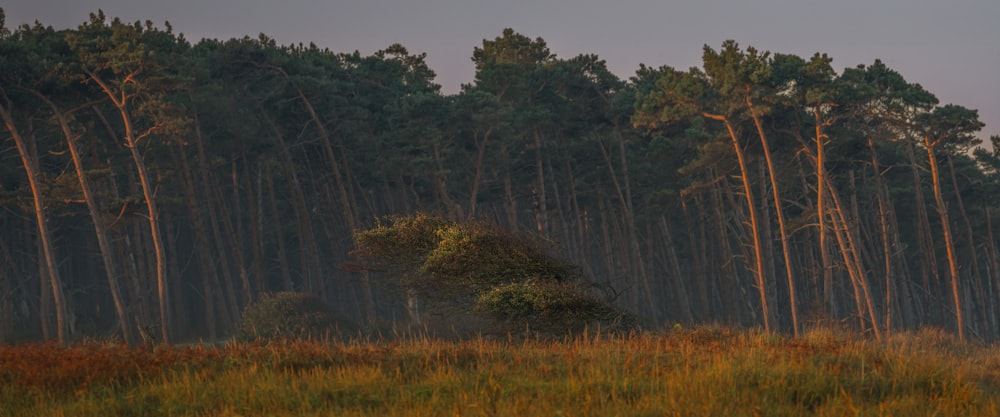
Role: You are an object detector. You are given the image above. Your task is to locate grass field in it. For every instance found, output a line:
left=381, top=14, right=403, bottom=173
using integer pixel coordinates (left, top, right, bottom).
left=1, top=326, right=998, bottom=416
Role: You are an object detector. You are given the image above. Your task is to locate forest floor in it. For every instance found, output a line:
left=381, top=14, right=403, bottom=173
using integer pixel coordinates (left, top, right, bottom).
left=1, top=326, right=998, bottom=416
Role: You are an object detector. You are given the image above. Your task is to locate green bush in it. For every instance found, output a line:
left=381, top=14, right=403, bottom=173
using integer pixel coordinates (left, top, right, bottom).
left=354, top=214, right=577, bottom=300
left=351, top=213, right=450, bottom=285
left=352, top=214, right=632, bottom=336
left=420, top=222, right=577, bottom=295
left=476, top=282, right=635, bottom=335
left=236, top=292, right=357, bottom=342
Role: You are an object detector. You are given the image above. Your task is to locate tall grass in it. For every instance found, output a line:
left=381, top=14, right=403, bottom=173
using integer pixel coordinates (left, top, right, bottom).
left=1, top=327, right=998, bottom=416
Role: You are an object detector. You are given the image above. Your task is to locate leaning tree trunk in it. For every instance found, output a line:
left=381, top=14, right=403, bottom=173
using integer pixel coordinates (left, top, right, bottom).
left=0, top=100, right=69, bottom=345
left=599, top=132, right=657, bottom=323
left=814, top=112, right=835, bottom=320
left=905, top=142, right=942, bottom=325
left=31, top=92, right=133, bottom=343
left=823, top=172, right=882, bottom=341
left=985, top=208, right=1000, bottom=337
left=947, top=154, right=986, bottom=340
left=868, top=137, right=896, bottom=336
left=85, top=71, right=172, bottom=344
left=532, top=129, right=549, bottom=235
left=468, top=127, right=494, bottom=219
left=259, top=110, right=324, bottom=296
left=747, top=94, right=799, bottom=336
left=924, top=139, right=964, bottom=341
left=704, top=113, right=772, bottom=332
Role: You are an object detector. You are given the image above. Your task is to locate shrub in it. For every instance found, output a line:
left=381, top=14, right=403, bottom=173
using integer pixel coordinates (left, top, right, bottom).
left=236, top=292, right=357, bottom=342
left=351, top=214, right=631, bottom=336
left=420, top=222, right=577, bottom=296
left=476, top=282, right=635, bottom=335
left=354, top=214, right=578, bottom=301
left=351, top=213, right=450, bottom=287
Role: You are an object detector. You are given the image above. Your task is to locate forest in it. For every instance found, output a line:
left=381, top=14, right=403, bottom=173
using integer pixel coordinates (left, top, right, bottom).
left=1, top=9, right=998, bottom=346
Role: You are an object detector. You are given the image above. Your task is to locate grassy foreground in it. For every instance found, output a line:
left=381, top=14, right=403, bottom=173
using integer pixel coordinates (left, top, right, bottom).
left=1, top=327, right=999, bottom=416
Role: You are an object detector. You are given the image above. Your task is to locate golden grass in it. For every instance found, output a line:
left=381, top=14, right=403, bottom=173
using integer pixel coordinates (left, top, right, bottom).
left=1, top=327, right=998, bottom=416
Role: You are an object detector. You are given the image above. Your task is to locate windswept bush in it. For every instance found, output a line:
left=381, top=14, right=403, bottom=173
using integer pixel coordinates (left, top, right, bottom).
left=350, top=213, right=450, bottom=286
left=419, top=221, right=578, bottom=296
left=236, top=292, right=358, bottom=342
left=354, top=214, right=577, bottom=299
left=476, top=282, right=635, bottom=335
left=352, top=214, right=632, bottom=335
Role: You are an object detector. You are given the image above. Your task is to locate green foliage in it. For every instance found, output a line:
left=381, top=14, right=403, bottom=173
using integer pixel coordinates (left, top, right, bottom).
left=420, top=221, right=577, bottom=295
left=236, top=292, right=357, bottom=342
left=353, top=214, right=576, bottom=296
left=352, top=213, right=451, bottom=285
left=476, top=282, right=635, bottom=334
left=353, top=214, right=628, bottom=334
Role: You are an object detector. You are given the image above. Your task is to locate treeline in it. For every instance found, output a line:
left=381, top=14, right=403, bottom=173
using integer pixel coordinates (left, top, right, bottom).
left=1, top=11, right=998, bottom=344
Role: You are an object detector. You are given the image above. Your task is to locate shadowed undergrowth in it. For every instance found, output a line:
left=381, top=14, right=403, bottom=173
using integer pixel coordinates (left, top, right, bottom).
left=1, top=327, right=998, bottom=416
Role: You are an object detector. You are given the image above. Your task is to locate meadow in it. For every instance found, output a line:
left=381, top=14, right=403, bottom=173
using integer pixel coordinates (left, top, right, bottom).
left=1, top=327, right=999, bottom=416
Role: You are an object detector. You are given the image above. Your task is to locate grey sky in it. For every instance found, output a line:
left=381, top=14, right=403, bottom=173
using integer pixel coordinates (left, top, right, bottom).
left=4, top=0, right=999, bottom=139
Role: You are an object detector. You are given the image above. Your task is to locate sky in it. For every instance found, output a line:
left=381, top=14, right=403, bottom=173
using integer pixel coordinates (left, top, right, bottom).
left=4, top=0, right=999, bottom=140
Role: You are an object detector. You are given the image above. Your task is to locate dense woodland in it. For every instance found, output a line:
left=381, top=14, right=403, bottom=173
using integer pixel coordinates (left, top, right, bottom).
left=2, top=10, right=999, bottom=345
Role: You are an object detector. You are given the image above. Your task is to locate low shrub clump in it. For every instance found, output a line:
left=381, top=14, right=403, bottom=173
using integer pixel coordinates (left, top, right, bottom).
left=236, top=292, right=358, bottom=342
left=476, top=281, right=635, bottom=335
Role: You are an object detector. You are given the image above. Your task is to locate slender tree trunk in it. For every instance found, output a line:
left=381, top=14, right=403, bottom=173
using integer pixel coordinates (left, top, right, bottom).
left=814, top=113, right=835, bottom=320
left=722, top=167, right=762, bottom=325
left=560, top=151, right=590, bottom=275
left=757, top=160, right=779, bottom=328
left=85, top=71, right=171, bottom=344
left=658, top=215, right=693, bottom=323
left=824, top=173, right=882, bottom=341
left=0, top=238, right=11, bottom=343
left=239, top=144, right=266, bottom=298
left=187, top=120, right=243, bottom=330
left=162, top=211, right=186, bottom=338
left=793, top=155, right=822, bottom=312
left=271, top=67, right=357, bottom=230
left=704, top=113, right=771, bottom=332
left=598, top=132, right=656, bottom=322
left=0, top=101, right=69, bottom=345
left=533, top=129, right=548, bottom=234
left=985, top=208, right=1000, bottom=336
left=38, top=236, right=53, bottom=340
left=469, top=127, right=493, bottom=219
left=683, top=197, right=710, bottom=320
left=259, top=110, right=324, bottom=294
left=432, top=141, right=461, bottom=219
left=905, top=142, right=941, bottom=324
left=596, top=190, right=617, bottom=301
left=923, top=139, right=964, bottom=341
left=747, top=95, right=798, bottom=336
left=218, top=159, right=252, bottom=306
left=502, top=142, right=519, bottom=230
left=710, top=176, right=744, bottom=324
left=104, top=158, right=151, bottom=339
left=176, top=144, right=231, bottom=338
left=947, top=154, right=985, bottom=339
left=31, top=93, right=133, bottom=343
left=264, top=167, right=294, bottom=292
left=868, top=137, right=894, bottom=336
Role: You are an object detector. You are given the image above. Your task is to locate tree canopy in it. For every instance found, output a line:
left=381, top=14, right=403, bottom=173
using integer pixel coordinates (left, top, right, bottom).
left=1, top=10, right=997, bottom=344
